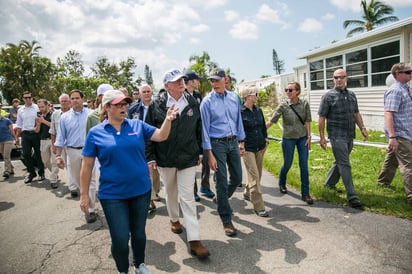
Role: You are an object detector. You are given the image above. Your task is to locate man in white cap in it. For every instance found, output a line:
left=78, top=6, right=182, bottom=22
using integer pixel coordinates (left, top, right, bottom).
left=145, top=69, right=210, bottom=259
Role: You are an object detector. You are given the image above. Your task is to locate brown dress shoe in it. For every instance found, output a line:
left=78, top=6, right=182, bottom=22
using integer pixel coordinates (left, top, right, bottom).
left=188, top=240, right=210, bottom=259
left=170, top=220, right=183, bottom=234
left=223, top=221, right=237, bottom=237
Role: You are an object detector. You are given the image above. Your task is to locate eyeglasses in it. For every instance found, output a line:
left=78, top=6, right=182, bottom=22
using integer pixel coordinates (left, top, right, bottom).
left=23, top=96, right=32, bottom=99
left=333, top=76, right=346, bottom=80
left=285, top=89, right=295, bottom=93
left=399, top=70, right=412, bottom=75
left=247, top=93, right=258, bottom=97
left=110, top=103, right=129, bottom=108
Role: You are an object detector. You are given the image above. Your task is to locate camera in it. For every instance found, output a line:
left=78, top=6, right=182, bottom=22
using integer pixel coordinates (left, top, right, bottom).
left=37, top=111, right=42, bottom=117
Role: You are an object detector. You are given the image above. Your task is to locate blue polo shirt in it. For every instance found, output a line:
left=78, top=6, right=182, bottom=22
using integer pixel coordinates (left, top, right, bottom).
left=82, top=118, right=156, bottom=199
left=0, top=118, right=14, bottom=142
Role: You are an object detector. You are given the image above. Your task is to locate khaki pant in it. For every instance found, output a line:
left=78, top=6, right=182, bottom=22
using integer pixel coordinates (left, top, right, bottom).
left=40, top=139, right=59, bottom=182
left=0, top=141, right=14, bottom=173
left=150, top=168, right=160, bottom=200
left=243, top=149, right=266, bottom=211
left=158, top=166, right=200, bottom=242
left=377, top=148, right=398, bottom=186
left=395, top=137, right=412, bottom=202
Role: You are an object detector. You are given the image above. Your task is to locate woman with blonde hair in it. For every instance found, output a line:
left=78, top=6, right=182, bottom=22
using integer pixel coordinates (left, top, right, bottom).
left=240, top=87, right=269, bottom=217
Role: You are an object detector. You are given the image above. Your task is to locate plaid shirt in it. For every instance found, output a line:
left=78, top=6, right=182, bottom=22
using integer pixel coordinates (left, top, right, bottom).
left=318, top=87, right=359, bottom=139
left=384, top=81, right=412, bottom=141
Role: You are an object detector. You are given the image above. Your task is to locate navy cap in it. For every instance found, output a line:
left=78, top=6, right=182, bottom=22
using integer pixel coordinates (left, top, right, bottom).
left=185, top=71, right=203, bottom=81
left=208, top=68, right=226, bottom=80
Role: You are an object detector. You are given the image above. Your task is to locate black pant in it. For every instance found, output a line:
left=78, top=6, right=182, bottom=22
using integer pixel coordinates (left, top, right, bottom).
left=21, top=131, right=44, bottom=176
left=194, top=154, right=211, bottom=194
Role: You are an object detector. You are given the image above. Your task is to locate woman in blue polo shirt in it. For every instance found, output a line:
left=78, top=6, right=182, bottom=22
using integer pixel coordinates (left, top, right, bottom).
left=0, top=103, right=19, bottom=178
left=79, top=90, right=178, bottom=274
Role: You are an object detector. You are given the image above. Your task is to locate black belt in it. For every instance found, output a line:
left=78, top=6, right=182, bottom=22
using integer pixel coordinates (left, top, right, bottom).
left=22, top=130, right=36, bottom=135
left=41, top=138, right=50, bottom=140
left=68, top=146, right=83, bottom=149
left=212, top=135, right=237, bottom=142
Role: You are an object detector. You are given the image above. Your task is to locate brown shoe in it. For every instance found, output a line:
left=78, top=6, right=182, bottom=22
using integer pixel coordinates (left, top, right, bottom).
left=170, top=220, right=183, bottom=234
left=223, top=221, right=237, bottom=237
left=188, top=240, right=210, bottom=259
left=302, top=195, right=314, bottom=205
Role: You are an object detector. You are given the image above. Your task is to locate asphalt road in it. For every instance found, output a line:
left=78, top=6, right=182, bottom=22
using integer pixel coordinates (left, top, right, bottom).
left=0, top=160, right=411, bottom=274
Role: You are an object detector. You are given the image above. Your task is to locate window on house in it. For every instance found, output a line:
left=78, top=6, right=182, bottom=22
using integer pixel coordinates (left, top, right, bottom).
left=308, top=39, right=400, bottom=91
left=371, top=40, right=400, bottom=86
left=346, top=49, right=367, bottom=88
left=309, top=60, right=324, bottom=90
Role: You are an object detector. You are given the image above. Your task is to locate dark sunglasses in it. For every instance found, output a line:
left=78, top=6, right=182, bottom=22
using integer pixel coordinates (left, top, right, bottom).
left=110, top=103, right=129, bottom=108
left=285, top=88, right=295, bottom=93
left=399, top=70, right=412, bottom=75
left=23, top=96, right=32, bottom=99
left=333, top=76, right=346, bottom=80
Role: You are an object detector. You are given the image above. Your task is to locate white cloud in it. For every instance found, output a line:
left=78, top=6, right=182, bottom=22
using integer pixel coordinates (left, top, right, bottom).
left=298, top=18, right=324, bottom=33
left=230, top=20, right=259, bottom=40
left=381, top=0, right=412, bottom=7
left=255, top=3, right=289, bottom=29
left=330, top=0, right=362, bottom=12
left=330, top=0, right=412, bottom=12
left=225, top=10, right=239, bottom=21
left=256, top=4, right=280, bottom=23
left=192, top=24, right=209, bottom=32
left=322, top=13, right=335, bottom=21
left=189, top=38, right=201, bottom=44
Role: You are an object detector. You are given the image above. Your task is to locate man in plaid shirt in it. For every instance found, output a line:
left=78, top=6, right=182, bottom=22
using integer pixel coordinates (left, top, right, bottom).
left=383, top=63, right=412, bottom=206
left=318, top=68, right=368, bottom=209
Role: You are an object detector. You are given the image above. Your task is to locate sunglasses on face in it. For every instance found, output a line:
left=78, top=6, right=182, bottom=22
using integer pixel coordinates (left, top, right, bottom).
left=285, top=89, right=295, bottom=93
left=23, top=96, right=32, bottom=99
left=399, top=70, right=412, bottom=75
left=110, top=103, right=129, bottom=108
left=333, top=76, right=346, bottom=80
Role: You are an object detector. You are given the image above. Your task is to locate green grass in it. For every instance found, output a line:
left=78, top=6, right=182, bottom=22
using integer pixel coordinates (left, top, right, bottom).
left=263, top=117, right=412, bottom=219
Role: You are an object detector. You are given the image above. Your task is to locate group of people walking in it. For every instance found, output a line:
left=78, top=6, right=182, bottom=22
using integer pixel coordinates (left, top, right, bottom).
left=1, top=63, right=411, bottom=274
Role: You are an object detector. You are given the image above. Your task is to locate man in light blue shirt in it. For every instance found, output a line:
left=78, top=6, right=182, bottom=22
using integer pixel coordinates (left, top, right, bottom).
left=54, top=89, right=97, bottom=223
left=200, top=68, right=245, bottom=237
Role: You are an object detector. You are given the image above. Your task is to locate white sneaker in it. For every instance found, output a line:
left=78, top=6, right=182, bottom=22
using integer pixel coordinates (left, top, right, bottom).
left=134, top=263, right=151, bottom=274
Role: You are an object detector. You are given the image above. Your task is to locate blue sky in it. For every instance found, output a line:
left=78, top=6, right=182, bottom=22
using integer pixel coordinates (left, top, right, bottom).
left=1, top=0, right=412, bottom=89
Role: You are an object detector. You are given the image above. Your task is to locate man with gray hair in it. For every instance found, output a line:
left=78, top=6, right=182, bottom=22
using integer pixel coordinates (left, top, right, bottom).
left=50, top=93, right=72, bottom=189
left=128, top=84, right=162, bottom=214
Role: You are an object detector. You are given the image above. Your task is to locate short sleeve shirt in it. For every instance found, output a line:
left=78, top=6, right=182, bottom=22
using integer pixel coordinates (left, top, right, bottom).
left=318, top=88, right=359, bottom=139
left=82, top=118, right=156, bottom=199
left=384, top=81, right=412, bottom=141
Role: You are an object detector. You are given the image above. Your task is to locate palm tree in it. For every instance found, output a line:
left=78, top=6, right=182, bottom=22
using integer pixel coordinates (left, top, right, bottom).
left=343, top=0, right=398, bottom=37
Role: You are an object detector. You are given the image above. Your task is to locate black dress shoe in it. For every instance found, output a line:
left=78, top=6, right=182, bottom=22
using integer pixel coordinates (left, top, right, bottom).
left=279, top=185, right=288, bottom=194
left=38, top=175, right=46, bottom=181
left=24, top=174, right=36, bottom=184
left=349, top=198, right=363, bottom=209
left=70, top=190, right=79, bottom=198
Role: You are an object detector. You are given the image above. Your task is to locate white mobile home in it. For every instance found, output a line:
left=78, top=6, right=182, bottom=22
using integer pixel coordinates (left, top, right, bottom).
left=298, top=17, right=412, bottom=130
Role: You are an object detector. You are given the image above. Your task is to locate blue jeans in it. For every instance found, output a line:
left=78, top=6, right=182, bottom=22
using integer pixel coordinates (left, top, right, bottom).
left=279, top=136, right=310, bottom=196
left=324, top=138, right=357, bottom=201
left=211, top=138, right=242, bottom=223
left=100, top=190, right=151, bottom=273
